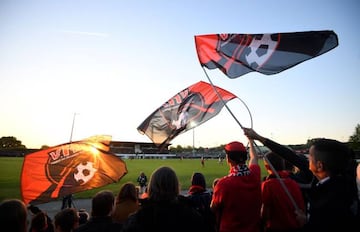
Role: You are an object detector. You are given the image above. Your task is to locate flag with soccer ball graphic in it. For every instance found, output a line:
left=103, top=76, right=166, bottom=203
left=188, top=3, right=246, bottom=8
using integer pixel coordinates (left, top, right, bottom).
left=21, top=135, right=127, bottom=205
left=194, top=30, right=338, bottom=78
left=137, top=81, right=237, bottom=149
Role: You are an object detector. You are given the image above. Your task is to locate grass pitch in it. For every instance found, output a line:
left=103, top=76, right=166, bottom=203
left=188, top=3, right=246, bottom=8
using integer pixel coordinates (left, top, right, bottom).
left=0, top=157, right=267, bottom=202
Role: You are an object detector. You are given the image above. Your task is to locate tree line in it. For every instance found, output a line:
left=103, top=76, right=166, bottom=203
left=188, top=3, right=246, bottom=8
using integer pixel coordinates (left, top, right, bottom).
left=1, top=124, right=360, bottom=153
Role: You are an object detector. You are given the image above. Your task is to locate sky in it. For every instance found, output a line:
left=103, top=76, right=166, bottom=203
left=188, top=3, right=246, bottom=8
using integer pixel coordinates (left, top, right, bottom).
left=1, top=0, right=359, bottom=149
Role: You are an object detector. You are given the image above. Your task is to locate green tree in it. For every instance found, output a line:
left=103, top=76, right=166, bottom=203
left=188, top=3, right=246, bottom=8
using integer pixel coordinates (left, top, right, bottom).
left=348, top=124, right=360, bottom=150
left=0, top=136, right=26, bottom=149
left=41, top=145, right=50, bottom=150
left=169, top=145, right=184, bottom=153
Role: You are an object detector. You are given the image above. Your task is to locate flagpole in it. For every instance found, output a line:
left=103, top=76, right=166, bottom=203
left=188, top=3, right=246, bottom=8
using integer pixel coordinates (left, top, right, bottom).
left=202, top=67, right=253, bottom=129
left=202, top=68, right=298, bottom=210
left=64, top=112, right=78, bottom=207
left=69, top=113, right=78, bottom=142
left=253, top=141, right=299, bottom=211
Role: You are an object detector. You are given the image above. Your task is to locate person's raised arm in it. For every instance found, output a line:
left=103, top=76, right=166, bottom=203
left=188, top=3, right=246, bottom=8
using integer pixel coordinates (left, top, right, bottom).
left=247, top=138, right=258, bottom=166
left=243, top=127, right=311, bottom=179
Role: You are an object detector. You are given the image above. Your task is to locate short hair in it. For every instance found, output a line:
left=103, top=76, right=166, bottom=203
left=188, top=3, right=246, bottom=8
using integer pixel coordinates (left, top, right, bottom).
left=116, top=182, right=138, bottom=204
left=225, top=150, right=248, bottom=164
left=148, top=166, right=179, bottom=202
left=0, top=199, right=27, bottom=232
left=311, top=138, right=351, bottom=176
left=54, top=208, right=79, bottom=232
left=265, top=151, right=286, bottom=171
left=91, top=190, right=115, bottom=217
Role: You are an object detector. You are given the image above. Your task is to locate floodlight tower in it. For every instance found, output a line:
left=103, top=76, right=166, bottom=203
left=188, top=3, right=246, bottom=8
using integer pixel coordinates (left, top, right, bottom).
left=190, top=122, right=196, bottom=157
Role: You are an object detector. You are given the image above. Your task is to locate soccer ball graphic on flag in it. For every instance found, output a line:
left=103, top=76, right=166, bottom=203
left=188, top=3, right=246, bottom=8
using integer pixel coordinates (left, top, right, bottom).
left=74, top=161, right=97, bottom=185
left=245, top=34, right=277, bottom=68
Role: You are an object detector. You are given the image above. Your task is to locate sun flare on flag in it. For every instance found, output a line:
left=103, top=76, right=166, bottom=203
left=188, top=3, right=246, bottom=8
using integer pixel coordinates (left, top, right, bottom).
left=21, top=135, right=127, bottom=205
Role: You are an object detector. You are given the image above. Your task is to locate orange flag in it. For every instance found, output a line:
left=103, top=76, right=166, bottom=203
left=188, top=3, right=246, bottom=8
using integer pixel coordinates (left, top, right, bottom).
left=21, top=135, right=127, bottom=205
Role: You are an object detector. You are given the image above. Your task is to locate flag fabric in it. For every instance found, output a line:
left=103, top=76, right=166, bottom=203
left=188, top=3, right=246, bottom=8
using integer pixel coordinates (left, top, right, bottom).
left=21, top=135, right=127, bottom=205
left=195, top=30, right=338, bottom=78
left=137, top=81, right=237, bottom=147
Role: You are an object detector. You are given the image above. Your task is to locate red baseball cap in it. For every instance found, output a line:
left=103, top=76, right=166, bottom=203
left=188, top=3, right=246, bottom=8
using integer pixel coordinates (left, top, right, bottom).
left=224, top=141, right=246, bottom=152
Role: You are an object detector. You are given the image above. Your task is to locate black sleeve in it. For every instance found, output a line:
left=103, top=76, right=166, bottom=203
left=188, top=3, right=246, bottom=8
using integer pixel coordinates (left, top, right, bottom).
left=263, top=138, right=313, bottom=182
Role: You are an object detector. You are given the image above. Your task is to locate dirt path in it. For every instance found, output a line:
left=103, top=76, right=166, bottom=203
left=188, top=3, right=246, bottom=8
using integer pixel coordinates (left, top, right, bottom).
left=34, top=190, right=190, bottom=220
left=34, top=198, right=91, bottom=219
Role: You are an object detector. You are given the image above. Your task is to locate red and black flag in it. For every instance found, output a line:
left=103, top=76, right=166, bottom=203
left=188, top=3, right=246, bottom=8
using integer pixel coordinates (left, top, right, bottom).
left=137, top=81, right=237, bottom=148
left=195, top=30, right=338, bottom=78
left=21, top=135, right=127, bottom=205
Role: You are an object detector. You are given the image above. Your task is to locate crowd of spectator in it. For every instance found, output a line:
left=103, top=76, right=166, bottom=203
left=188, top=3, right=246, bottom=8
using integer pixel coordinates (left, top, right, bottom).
left=1, top=127, right=359, bottom=232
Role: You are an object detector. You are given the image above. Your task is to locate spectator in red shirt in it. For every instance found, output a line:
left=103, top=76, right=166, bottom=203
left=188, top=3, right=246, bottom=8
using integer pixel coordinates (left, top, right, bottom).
left=261, top=151, right=306, bottom=232
left=211, top=139, right=262, bottom=232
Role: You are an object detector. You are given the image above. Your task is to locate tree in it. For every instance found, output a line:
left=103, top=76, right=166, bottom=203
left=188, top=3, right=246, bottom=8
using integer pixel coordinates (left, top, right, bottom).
left=41, top=145, right=50, bottom=150
left=0, top=136, right=26, bottom=149
left=348, top=124, right=360, bottom=150
left=169, top=145, right=184, bottom=153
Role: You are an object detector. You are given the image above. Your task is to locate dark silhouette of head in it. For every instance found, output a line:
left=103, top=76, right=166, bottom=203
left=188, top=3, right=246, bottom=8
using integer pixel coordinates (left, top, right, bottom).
left=148, top=166, right=180, bottom=202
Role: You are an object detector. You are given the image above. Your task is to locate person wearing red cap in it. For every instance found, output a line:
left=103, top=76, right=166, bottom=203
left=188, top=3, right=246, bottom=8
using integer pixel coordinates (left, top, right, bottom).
left=211, top=139, right=262, bottom=232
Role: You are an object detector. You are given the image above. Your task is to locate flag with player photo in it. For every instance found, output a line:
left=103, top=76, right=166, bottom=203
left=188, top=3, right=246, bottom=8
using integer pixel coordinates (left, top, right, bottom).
left=137, top=81, right=237, bottom=148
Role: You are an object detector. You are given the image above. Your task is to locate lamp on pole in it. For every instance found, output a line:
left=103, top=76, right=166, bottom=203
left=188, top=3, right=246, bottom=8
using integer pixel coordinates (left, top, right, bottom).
left=190, top=122, right=196, bottom=157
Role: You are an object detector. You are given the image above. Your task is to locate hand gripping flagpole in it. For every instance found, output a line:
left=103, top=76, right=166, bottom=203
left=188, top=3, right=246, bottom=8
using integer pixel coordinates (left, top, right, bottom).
left=202, top=67, right=299, bottom=212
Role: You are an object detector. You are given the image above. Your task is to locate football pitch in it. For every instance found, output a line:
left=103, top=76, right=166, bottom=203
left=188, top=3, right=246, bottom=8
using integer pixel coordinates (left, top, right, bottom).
left=0, top=157, right=267, bottom=202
